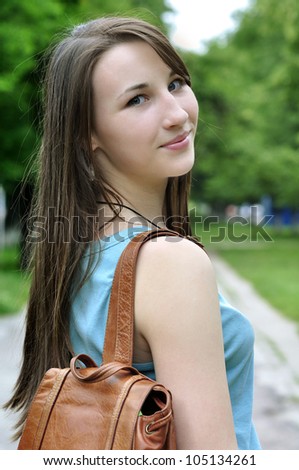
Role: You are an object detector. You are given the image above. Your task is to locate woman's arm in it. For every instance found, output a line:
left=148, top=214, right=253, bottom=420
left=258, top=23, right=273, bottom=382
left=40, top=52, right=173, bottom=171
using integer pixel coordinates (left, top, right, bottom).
left=134, top=236, right=238, bottom=450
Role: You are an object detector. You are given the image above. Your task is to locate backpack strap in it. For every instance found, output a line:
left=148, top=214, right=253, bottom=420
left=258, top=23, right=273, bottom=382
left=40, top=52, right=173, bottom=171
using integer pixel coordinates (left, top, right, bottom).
left=102, top=228, right=203, bottom=365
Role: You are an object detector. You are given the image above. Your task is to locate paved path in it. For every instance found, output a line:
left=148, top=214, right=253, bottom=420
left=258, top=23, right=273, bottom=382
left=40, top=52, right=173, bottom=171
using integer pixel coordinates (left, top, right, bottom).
left=1, top=255, right=299, bottom=449
left=211, top=254, right=299, bottom=450
left=0, top=311, right=24, bottom=449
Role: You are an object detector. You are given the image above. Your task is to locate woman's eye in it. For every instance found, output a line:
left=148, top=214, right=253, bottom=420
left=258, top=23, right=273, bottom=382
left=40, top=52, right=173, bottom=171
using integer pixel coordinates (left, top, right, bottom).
left=127, top=95, right=146, bottom=107
left=168, top=78, right=185, bottom=92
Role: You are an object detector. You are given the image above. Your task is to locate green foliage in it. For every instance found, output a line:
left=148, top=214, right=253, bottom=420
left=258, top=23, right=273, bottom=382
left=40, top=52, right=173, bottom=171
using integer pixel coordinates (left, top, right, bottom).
left=0, top=245, right=30, bottom=314
left=76, top=0, right=171, bottom=30
left=0, top=0, right=66, bottom=193
left=186, top=0, right=299, bottom=209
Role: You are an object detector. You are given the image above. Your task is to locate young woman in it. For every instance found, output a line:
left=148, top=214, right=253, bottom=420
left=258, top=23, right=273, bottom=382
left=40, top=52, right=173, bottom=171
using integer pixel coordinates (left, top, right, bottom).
left=7, top=16, right=261, bottom=450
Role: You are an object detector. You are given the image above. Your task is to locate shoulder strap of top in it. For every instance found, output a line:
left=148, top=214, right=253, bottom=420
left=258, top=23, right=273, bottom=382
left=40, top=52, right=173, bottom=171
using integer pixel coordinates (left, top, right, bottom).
left=102, top=228, right=204, bottom=365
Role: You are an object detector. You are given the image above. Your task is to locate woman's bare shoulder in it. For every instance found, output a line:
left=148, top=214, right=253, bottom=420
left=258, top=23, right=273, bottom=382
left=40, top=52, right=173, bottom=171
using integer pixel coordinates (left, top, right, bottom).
left=135, top=233, right=219, bottom=331
left=136, top=234, right=214, bottom=281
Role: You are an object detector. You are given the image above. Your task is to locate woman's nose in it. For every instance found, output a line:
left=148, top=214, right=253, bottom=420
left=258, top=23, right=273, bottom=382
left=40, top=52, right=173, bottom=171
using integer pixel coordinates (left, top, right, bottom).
left=162, top=94, right=189, bottom=128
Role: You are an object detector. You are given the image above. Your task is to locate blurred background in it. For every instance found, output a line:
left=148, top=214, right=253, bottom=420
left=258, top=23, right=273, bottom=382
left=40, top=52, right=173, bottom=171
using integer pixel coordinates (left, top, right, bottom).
left=0, top=0, right=298, bottom=450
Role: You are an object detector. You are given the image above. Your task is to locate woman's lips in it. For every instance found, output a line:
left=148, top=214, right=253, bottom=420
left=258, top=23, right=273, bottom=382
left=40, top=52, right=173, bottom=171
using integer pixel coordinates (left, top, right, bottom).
left=161, top=131, right=191, bottom=150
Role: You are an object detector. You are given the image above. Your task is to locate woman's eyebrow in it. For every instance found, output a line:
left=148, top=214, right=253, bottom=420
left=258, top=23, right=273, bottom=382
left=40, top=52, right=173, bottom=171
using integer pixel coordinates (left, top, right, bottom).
left=118, top=70, right=176, bottom=100
left=118, top=83, right=149, bottom=100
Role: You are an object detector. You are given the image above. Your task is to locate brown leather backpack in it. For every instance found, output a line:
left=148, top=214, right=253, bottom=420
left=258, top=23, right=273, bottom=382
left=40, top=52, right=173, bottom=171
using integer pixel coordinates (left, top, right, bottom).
left=18, top=229, right=183, bottom=450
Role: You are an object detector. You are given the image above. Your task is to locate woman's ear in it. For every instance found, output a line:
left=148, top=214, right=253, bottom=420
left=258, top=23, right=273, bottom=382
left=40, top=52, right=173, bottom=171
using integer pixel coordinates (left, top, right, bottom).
left=91, top=132, right=101, bottom=152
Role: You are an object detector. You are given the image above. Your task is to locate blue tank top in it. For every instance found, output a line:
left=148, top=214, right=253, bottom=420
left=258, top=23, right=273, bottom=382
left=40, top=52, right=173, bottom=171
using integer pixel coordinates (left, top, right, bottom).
left=69, top=226, right=261, bottom=450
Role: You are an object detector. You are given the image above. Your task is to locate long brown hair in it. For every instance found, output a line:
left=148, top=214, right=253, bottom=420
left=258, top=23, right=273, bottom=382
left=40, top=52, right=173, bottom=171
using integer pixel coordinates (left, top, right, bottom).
left=6, top=16, right=194, bottom=438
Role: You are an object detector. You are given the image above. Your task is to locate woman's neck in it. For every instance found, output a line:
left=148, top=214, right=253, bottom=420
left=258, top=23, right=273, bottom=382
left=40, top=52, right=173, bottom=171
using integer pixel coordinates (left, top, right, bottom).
left=97, top=185, right=167, bottom=237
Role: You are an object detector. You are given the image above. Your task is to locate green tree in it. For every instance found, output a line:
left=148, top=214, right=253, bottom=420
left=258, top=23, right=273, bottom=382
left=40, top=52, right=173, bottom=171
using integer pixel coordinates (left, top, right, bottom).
left=186, top=0, right=299, bottom=209
left=0, top=0, right=66, bottom=195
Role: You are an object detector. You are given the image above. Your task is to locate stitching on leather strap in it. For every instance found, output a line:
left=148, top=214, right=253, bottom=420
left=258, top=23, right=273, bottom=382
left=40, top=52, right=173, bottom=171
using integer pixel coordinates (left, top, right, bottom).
left=114, top=241, right=136, bottom=363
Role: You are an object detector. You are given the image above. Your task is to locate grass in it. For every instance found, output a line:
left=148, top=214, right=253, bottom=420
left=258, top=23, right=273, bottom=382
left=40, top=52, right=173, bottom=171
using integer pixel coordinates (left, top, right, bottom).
left=0, top=245, right=30, bottom=316
left=195, top=221, right=299, bottom=323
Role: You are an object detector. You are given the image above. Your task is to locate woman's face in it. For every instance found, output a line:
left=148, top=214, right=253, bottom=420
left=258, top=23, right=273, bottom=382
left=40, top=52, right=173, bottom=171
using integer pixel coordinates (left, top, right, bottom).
left=91, top=40, right=198, bottom=188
